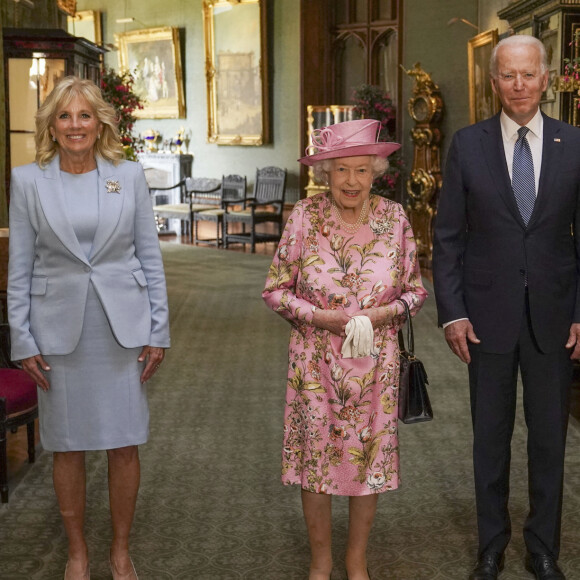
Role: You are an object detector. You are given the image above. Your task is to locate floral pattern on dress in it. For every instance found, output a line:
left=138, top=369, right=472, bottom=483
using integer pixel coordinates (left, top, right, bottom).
left=263, top=192, right=427, bottom=496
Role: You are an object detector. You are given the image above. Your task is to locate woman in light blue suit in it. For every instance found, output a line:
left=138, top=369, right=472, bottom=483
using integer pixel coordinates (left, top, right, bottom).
left=8, top=77, right=170, bottom=580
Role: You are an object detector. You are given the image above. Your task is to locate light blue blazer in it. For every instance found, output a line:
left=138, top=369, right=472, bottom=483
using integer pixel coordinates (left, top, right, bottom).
left=8, top=155, right=171, bottom=361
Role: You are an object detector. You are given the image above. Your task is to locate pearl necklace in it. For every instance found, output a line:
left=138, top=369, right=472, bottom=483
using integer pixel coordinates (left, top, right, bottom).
left=331, top=198, right=368, bottom=233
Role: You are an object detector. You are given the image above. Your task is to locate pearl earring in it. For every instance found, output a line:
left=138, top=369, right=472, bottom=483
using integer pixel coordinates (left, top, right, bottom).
left=52, top=136, right=56, bottom=142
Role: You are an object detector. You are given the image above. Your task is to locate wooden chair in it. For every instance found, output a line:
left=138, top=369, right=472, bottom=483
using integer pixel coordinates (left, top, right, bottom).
left=193, top=175, right=247, bottom=247
left=151, top=177, right=221, bottom=240
left=0, top=324, right=38, bottom=503
left=223, top=166, right=287, bottom=253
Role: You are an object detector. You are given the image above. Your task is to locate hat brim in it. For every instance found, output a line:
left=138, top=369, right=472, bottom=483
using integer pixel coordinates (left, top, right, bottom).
left=298, top=142, right=401, bottom=166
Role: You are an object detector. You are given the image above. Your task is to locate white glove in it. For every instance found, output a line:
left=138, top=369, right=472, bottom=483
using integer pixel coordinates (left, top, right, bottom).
left=341, top=315, right=377, bottom=358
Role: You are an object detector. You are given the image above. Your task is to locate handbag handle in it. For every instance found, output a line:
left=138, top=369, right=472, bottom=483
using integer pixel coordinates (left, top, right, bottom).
left=397, top=299, right=415, bottom=357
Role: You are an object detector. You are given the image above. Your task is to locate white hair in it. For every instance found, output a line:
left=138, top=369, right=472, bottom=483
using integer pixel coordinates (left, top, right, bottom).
left=312, top=155, right=389, bottom=184
left=490, top=34, right=548, bottom=77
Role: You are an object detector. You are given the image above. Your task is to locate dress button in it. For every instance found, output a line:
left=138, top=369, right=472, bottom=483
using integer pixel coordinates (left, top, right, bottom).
left=84, top=266, right=91, bottom=273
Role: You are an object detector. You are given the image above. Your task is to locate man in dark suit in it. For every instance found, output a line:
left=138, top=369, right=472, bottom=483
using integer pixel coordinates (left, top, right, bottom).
left=433, top=35, right=580, bottom=580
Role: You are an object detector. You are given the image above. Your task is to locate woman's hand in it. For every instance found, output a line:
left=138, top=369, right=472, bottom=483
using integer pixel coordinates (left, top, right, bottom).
left=365, top=301, right=407, bottom=330
left=138, top=346, right=165, bottom=384
left=21, top=355, right=51, bottom=392
left=312, top=309, right=351, bottom=337
left=365, top=305, right=394, bottom=329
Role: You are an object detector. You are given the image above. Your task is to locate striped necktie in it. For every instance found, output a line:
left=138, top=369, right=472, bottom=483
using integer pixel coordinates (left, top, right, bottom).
left=512, top=126, right=536, bottom=226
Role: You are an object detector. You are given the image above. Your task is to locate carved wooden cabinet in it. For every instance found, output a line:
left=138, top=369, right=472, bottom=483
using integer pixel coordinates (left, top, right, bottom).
left=497, top=0, right=580, bottom=126
left=3, top=28, right=105, bottom=182
left=299, top=0, right=404, bottom=197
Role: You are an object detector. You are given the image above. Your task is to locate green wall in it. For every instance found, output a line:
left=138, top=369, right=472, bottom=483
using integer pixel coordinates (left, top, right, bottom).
left=480, top=0, right=511, bottom=36
left=2, top=0, right=517, bottom=206
left=401, top=0, right=478, bottom=169
left=75, top=0, right=301, bottom=199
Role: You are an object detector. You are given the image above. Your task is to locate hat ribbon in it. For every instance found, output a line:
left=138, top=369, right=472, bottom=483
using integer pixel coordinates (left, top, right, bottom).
left=304, top=121, right=378, bottom=157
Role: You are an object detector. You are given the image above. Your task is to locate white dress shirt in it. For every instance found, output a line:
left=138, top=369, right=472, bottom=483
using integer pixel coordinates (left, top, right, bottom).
left=500, top=108, right=543, bottom=196
left=442, top=108, right=543, bottom=329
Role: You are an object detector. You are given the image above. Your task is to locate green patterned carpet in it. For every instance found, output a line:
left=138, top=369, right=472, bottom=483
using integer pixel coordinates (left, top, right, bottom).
left=1, top=243, right=580, bottom=579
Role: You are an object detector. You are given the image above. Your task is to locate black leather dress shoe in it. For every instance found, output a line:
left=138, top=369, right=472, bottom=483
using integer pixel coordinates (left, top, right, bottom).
left=469, top=551, right=505, bottom=580
left=525, top=553, right=565, bottom=579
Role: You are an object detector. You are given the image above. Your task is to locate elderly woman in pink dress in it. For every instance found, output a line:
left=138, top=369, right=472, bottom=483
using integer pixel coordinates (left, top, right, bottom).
left=263, top=119, right=427, bottom=580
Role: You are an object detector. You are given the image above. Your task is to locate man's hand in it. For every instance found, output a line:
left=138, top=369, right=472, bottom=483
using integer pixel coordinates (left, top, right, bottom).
left=565, top=323, right=580, bottom=359
left=444, top=319, right=481, bottom=364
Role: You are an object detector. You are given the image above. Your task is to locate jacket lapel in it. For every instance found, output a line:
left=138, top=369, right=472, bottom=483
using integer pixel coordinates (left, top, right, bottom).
left=35, top=156, right=90, bottom=265
left=90, top=157, right=125, bottom=260
left=527, top=113, right=559, bottom=229
left=480, top=114, right=526, bottom=227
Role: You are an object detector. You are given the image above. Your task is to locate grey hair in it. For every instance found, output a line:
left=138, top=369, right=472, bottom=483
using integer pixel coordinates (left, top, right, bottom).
left=312, top=155, right=389, bottom=184
left=490, top=34, right=548, bottom=77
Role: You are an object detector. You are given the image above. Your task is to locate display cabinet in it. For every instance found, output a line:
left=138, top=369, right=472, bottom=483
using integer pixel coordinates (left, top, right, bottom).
left=497, top=0, right=580, bottom=126
left=3, top=28, right=106, bottom=196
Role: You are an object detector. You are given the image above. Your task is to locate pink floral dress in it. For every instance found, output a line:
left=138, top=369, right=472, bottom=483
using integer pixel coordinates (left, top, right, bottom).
left=263, top=192, right=427, bottom=496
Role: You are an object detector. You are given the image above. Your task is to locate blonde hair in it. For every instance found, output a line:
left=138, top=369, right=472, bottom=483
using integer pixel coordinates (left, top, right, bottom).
left=312, top=155, right=389, bottom=183
left=35, top=76, right=125, bottom=168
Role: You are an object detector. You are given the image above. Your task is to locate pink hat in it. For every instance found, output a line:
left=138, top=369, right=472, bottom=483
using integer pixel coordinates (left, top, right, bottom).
left=298, top=119, right=401, bottom=166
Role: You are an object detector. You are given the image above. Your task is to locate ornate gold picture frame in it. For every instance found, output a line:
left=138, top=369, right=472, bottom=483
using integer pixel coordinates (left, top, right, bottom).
left=468, top=29, right=500, bottom=124
left=116, top=27, right=186, bottom=119
left=67, top=10, right=102, bottom=46
left=57, top=0, right=77, bottom=17
left=203, top=0, right=270, bottom=145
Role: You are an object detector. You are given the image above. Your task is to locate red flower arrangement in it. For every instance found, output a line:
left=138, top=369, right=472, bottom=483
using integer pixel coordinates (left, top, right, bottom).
left=351, top=84, right=403, bottom=198
left=563, top=28, right=580, bottom=86
left=100, top=68, right=144, bottom=160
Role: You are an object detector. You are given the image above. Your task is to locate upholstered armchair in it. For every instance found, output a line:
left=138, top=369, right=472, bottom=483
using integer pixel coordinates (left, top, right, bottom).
left=0, top=324, right=38, bottom=503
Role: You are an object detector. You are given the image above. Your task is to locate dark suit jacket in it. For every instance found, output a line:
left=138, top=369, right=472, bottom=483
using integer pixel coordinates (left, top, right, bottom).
left=433, top=112, right=580, bottom=354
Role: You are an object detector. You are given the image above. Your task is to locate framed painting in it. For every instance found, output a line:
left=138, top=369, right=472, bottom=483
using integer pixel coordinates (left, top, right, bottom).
left=540, top=27, right=559, bottom=104
left=468, top=29, right=500, bottom=124
left=542, top=69, right=558, bottom=103
left=203, top=0, right=270, bottom=145
left=116, top=27, right=186, bottom=119
left=67, top=10, right=102, bottom=46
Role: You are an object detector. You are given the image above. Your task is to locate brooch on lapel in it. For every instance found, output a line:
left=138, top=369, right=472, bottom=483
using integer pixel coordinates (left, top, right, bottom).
left=105, top=179, right=121, bottom=194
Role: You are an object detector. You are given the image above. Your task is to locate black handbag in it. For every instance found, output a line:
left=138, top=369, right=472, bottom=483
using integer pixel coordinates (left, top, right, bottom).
left=397, top=299, right=433, bottom=424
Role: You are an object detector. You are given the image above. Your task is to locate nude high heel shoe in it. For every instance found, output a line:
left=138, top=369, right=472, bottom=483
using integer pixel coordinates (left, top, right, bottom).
left=109, top=556, right=139, bottom=580
left=64, top=561, right=90, bottom=580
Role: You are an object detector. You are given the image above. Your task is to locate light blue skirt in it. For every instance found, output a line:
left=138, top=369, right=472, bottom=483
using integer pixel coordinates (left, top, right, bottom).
left=39, top=283, right=148, bottom=451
